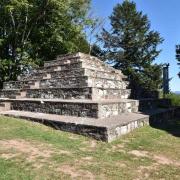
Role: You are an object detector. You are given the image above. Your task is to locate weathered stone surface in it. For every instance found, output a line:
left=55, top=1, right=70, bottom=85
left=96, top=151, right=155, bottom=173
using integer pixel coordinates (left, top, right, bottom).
left=2, top=109, right=176, bottom=142
left=92, top=88, right=131, bottom=99
left=26, top=88, right=93, bottom=99
left=0, top=52, right=176, bottom=142
left=3, top=77, right=129, bottom=90
left=0, top=102, right=11, bottom=111
left=0, top=90, right=21, bottom=99
left=39, top=76, right=128, bottom=89
left=0, top=110, right=149, bottom=142
left=20, top=68, right=124, bottom=81
left=8, top=99, right=139, bottom=118
left=25, top=88, right=131, bottom=100
left=44, top=53, right=124, bottom=76
left=3, top=80, right=37, bottom=90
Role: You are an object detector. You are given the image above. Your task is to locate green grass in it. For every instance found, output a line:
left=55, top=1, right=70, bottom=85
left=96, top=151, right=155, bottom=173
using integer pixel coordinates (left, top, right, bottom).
left=0, top=116, right=180, bottom=180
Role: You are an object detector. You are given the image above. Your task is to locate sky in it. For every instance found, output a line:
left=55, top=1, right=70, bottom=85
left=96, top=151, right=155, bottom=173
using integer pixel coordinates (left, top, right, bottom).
left=91, top=0, right=180, bottom=91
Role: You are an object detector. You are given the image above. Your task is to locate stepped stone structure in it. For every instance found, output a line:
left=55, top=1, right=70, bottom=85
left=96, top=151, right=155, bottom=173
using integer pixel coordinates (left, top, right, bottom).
left=0, top=53, right=176, bottom=142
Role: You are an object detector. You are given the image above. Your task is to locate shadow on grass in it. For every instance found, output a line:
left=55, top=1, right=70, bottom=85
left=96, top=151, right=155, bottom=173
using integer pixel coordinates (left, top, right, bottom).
left=139, top=106, right=180, bottom=138
left=149, top=118, right=180, bottom=138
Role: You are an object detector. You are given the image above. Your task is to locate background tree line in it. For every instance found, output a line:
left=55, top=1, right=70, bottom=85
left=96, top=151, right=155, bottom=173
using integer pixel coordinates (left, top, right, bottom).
left=0, top=0, right=165, bottom=98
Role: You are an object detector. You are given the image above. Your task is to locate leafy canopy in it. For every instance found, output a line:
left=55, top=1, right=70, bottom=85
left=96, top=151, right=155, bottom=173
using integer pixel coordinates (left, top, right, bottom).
left=98, top=1, right=163, bottom=96
left=0, top=0, right=91, bottom=86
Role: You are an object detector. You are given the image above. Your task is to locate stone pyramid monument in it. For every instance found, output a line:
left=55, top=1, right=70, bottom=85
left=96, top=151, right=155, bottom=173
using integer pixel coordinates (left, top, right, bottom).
left=0, top=53, right=175, bottom=142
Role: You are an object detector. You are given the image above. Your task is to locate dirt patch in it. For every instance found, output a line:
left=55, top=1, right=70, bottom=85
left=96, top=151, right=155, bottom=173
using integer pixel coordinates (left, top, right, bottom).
left=115, top=162, right=127, bottom=168
left=135, top=163, right=159, bottom=180
left=129, top=150, right=149, bottom=158
left=57, top=164, right=95, bottom=180
left=90, top=141, right=97, bottom=148
left=1, top=153, right=17, bottom=159
left=58, top=150, right=71, bottom=155
left=68, top=135, right=80, bottom=140
left=80, top=140, right=97, bottom=152
left=81, top=156, right=93, bottom=161
left=153, top=155, right=180, bottom=166
left=129, top=150, right=180, bottom=167
left=0, top=139, right=53, bottom=160
left=111, top=144, right=125, bottom=151
left=0, top=139, right=71, bottom=169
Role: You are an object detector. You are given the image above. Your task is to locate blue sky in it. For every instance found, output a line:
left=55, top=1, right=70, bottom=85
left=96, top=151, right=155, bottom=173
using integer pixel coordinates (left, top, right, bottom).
left=92, top=0, right=180, bottom=91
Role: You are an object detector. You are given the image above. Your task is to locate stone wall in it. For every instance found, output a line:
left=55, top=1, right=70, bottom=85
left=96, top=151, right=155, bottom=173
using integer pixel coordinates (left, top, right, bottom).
left=10, top=99, right=139, bottom=118
left=138, top=98, right=172, bottom=111
left=0, top=90, right=20, bottom=99
left=26, top=88, right=93, bottom=99
left=11, top=100, right=99, bottom=118
left=25, top=88, right=131, bottom=100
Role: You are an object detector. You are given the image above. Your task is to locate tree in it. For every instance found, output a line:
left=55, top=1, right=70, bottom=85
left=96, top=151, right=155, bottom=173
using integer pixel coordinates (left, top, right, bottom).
left=84, top=11, right=105, bottom=54
left=98, top=1, right=163, bottom=98
left=0, top=0, right=92, bottom=87
left=176, top=45, right=180, bottom=78
left=90, top=44, right=105, bottom=59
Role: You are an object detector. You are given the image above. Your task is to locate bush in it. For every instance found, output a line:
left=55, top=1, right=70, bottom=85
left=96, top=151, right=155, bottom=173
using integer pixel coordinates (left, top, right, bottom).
left=165, top=93, right=180, bottom=106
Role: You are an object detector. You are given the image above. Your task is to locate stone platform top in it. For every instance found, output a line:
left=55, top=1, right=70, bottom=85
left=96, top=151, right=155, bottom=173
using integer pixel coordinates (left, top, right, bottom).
left=44, top=52, right=123, bottom=75
left=1, top=98, right=138, bottom=104
left=0, top=110, right=148, bottom=128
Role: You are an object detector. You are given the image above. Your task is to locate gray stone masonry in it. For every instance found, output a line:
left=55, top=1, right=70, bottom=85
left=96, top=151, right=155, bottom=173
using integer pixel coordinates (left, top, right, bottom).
left=0, top=52, right=176, bottom=141
left=25, top=88, right=131, bottom=100
left=4, top=98, right=138, bottom=118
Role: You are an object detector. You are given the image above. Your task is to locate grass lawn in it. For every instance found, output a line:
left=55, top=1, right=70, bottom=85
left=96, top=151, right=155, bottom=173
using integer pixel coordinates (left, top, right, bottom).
left=0, top=116, right=179, bottom=180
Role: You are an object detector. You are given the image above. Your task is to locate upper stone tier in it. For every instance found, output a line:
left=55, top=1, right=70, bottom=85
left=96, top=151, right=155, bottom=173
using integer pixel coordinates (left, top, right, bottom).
left=1, top=53, right=131, bottom=100
left=3, top=53, right=128, bottom=90
left=19, top=52, right=126, bottom=81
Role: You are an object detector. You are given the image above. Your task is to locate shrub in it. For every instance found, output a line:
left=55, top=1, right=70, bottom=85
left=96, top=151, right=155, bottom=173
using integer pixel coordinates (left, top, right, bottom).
left=165, top=93, right=180, bottom=106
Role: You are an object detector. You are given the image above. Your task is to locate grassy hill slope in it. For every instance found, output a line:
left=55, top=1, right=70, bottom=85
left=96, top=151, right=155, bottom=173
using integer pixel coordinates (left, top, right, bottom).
left=0, top=116, right=179, bottom=180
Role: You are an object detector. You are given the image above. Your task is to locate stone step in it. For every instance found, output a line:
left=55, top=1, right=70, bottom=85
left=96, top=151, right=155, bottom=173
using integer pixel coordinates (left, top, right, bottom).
left=0, top=108, right=176, bottom=141
left=4, top=98, right=139, bottom=118
left=0, top=90, right=21, bottom=99
left=3, top=76, right=129, bottom=90
left=39, top=76, right=129, bottom=89
left=0, top=110, right=149, bottom=142
left=0, top=90, right=27, bottom=99
left=33, top=53, right=125, bottom=76
left=19, top=68, right=125, bottom=81
left=0, top=102, right=11, bottom=111
left=3, top=80, right=39, bottom=90
left=25, top=88, right=131, bottom=100
left=20, top=62, right=125, bottom=81
left=44, top=53, right=124, bottom=77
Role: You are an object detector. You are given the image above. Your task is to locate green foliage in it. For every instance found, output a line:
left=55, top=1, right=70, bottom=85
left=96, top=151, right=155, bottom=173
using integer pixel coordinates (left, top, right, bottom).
left=165, top=93, right=180, bottom=106
left=98, top=1, right=163, bottom=94
left=90, top=44, right=105, bottom=58
left=0, top=0, right=92, bottom=87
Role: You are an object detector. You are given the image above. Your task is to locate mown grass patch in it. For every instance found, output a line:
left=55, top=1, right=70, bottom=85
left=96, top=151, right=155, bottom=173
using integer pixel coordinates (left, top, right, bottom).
left=0, top=116, right=179, bottom=179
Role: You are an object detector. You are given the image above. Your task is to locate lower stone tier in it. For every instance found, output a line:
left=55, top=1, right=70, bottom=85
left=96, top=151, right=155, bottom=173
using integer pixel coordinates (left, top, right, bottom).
left=0, top=99, right=139, bottom=118
left=0, top=108, right=176, bottom=142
